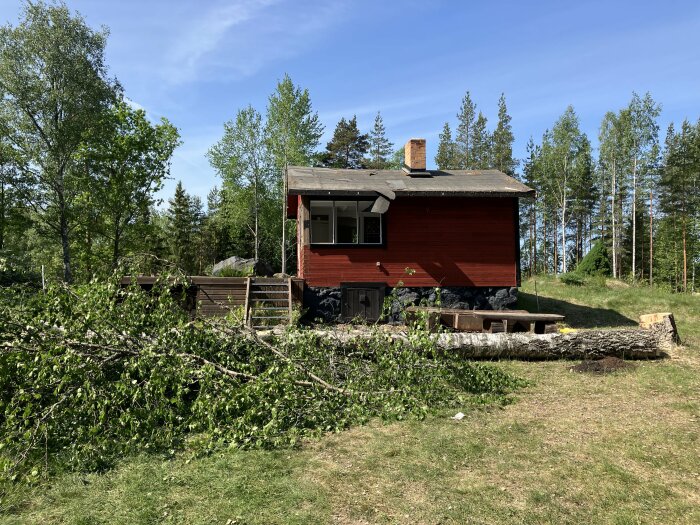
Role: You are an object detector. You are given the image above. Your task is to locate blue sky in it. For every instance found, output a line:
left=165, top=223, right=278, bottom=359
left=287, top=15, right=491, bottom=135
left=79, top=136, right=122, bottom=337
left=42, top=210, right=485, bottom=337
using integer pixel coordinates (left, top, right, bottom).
left=2, top=0, right=699, bottom=203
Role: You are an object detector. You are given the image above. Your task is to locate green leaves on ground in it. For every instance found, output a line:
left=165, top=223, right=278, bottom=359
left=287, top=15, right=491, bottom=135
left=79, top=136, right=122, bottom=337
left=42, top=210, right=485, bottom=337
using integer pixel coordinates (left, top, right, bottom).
left=0, top=275, right=523, bottom=488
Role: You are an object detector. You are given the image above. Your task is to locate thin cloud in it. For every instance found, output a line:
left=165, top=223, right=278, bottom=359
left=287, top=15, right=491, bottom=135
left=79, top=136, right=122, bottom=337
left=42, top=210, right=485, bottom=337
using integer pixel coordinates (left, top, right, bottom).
left=162, top=0, right=344, bottom=85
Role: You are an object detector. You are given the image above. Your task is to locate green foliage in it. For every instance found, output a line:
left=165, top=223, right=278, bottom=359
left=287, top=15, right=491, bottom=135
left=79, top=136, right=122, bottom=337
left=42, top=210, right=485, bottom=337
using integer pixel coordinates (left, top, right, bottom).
left=492, top=93, right=517, bottom=176
left=0, top=252, right=40, bottom=286
left=0, top=273, right=523, bottom=489
left=471, top=112, right=492, bottom=169
left=208, top=105, right=277, bottom=263
left=321, top=116, right=369, bottom=169
left=455, top=91, right=477, bottom=169
left=367, top=112, right=393, bottom=170
left=166, top=182, right=204, bottom=274
left=575, top=240, right=612, bottom=277
left=435, top=122, right=459, bottom=170
left=265, top=73, right=324, bottom=171
left=79, top=100, right=181, bottom=269
left=0, top=0, right=120, bottom=282
left=216, top=266, right=253, bottom=277
left=559, top=272, right=586, bottom=286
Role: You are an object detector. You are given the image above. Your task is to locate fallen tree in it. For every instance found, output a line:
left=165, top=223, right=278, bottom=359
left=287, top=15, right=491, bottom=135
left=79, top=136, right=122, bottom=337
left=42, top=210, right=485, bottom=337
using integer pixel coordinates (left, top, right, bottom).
left=276, top=313, right=679, bottom=361
left=0, top=275, right=523, bottom=489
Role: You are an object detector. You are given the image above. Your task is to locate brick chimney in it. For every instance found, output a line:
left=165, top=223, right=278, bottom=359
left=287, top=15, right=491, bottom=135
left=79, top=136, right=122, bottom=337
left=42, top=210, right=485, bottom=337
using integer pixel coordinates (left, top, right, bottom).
left=403, top=138, right=427, bottom=174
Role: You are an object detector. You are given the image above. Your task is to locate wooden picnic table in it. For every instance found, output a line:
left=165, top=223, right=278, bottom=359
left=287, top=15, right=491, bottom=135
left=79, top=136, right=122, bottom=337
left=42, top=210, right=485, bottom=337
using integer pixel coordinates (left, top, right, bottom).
left=404, top=306, right=565, bottom=334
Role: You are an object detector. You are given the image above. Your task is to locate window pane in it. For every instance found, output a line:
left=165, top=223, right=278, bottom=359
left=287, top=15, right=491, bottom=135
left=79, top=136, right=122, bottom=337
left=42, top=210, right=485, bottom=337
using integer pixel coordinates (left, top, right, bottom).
left=358, top=200, right=381, bottom=244
left=335, top=201, right=358, bottom=243
left=361, top=216, right=381, bottom=243
left=310, top=200, right=333, bottom=243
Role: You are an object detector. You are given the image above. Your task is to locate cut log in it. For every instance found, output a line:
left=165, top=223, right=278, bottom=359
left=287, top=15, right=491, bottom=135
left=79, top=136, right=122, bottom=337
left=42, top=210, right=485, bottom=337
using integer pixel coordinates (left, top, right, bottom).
left=639, top=312, right=680, bottom=344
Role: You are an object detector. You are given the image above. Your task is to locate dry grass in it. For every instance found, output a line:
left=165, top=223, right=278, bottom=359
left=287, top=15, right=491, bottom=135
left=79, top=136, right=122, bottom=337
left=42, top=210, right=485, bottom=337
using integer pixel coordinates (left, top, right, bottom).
left=298, top=343, right=700, bottom=524
left=2, top=277, right=699, bottom=524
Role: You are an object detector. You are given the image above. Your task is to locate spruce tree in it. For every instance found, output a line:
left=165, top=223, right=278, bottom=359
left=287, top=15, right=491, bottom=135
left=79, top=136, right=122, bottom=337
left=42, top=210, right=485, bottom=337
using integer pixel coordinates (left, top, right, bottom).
left=492, top=93, right=517, bottom=175
left=455, top=91, right=476, bottom=169
left=167, top=181, right=200, bottom=274
left=322, top=116, right=369, bottom=169
left=435, top=122, right=459, bottom=170
left=471, top=112, right=492, bottom=169
left=367, top=112, right=393, bottom=169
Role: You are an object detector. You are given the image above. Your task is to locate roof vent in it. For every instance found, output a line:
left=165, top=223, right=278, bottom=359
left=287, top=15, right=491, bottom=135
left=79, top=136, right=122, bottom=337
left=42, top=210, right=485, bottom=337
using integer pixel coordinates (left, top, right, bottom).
left=402, top=138, right=431, bottom=177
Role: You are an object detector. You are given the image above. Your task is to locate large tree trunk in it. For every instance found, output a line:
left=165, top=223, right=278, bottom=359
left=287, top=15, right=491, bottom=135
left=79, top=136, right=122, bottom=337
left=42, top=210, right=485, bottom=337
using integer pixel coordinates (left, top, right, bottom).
left=287, top=314, right=678, bottom=361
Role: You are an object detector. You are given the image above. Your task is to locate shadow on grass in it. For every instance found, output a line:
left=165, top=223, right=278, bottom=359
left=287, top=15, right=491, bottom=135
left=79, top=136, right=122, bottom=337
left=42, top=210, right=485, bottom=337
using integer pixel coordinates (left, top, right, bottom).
left=517, top=292, right=637, bottom=329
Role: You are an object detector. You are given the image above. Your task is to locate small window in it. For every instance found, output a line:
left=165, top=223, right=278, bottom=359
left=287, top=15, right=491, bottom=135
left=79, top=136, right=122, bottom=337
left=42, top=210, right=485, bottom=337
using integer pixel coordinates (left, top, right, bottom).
left=309, top=200, right=382, bottom=245
left=358, top=200, right=381, bottom=244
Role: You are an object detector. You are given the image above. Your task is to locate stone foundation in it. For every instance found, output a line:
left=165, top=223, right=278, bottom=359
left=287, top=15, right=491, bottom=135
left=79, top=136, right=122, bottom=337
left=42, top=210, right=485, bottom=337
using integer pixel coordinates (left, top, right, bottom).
left=302, top=285, right=518, bottom=324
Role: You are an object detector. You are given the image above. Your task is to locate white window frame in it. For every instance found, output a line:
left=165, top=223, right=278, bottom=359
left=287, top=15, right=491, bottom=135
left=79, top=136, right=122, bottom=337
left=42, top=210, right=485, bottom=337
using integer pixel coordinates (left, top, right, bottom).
left=309, top=200, right=382, bottom=245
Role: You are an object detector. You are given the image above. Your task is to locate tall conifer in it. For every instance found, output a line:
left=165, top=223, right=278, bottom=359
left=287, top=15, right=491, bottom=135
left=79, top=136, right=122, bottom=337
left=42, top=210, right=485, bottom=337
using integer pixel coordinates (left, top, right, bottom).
left=455, top=91, right=476, bottom=169
left=492, top=93, right=517, bottom=175
left=367, top=112, right=393, bottom=170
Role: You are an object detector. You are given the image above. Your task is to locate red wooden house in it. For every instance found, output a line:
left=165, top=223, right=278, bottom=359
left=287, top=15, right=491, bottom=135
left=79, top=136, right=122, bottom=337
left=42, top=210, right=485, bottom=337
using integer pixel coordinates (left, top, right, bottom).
left=287, top=138, right=534, bottom=322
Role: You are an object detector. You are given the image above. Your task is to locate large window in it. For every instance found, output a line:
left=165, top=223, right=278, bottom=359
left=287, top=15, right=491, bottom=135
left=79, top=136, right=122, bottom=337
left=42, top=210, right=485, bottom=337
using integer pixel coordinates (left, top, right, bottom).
left=310, top=200, right=383, bottom=245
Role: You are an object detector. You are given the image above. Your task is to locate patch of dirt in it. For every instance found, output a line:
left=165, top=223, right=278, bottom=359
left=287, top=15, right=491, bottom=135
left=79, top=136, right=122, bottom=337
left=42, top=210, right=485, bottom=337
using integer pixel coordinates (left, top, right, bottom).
left=570, top=356, right=636, bottom=374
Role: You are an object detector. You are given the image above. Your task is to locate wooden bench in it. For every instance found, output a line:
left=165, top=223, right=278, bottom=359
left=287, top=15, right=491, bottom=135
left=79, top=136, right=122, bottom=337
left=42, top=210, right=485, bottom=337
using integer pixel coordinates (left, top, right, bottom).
left=404, top=306, right=565, bottom=334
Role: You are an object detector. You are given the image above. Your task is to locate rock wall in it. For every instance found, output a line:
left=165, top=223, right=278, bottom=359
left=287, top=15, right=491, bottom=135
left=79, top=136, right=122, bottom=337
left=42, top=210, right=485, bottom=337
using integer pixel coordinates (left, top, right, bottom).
left=302, top=285, right=518, bottom=324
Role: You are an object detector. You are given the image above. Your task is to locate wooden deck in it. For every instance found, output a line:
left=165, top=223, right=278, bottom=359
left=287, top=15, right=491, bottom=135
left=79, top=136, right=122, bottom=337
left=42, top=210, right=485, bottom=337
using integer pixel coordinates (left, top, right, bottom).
left=121, top=276, right=303, bottom=318
left=404, top=306, right=564, bottom=334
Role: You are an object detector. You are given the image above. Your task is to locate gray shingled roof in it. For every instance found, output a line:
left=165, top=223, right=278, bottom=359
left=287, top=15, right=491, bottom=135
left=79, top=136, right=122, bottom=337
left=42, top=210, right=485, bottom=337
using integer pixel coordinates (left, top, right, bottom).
left=287, top=166, right=534, bottom=199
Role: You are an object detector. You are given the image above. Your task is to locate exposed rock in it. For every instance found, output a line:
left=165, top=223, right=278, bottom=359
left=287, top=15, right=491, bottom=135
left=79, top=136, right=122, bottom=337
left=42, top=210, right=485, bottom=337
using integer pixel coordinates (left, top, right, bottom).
left=302, top=285, right=519, bottom=324
left=303, top=287, right=341, bottom=322
left=212, top=256, right=255, bottom=276
left=212, top=256, right=274, bottom=277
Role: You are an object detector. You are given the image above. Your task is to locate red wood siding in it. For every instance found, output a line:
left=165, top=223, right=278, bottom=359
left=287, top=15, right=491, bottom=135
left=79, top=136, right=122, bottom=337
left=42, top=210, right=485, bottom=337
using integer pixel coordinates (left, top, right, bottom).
left=299, top=197, right=518, bottom=287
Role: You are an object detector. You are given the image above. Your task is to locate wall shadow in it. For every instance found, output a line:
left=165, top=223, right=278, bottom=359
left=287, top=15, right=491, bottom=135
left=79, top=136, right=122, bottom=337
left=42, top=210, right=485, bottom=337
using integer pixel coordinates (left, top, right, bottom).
left=517, top=292, right=637, bottom=329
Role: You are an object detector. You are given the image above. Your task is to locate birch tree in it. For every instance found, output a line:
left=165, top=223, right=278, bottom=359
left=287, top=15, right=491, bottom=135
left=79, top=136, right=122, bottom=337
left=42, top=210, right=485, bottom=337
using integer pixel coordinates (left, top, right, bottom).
left=626, top=92, right=661, bottom=279
left=0, top=0, right=118, bottom=282
left=265, top=74, right=323, bottom=274
left=543, top=106, right=589, bottom=274
left=208, top=105, right=273, bottom=262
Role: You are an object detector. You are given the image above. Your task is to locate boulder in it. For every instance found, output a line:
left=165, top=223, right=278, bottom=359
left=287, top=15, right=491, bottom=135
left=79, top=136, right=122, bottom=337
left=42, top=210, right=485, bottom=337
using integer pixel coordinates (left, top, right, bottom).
left=212, top=257, right=275, bottom=277
left=212, top=256, right=255, bottom=276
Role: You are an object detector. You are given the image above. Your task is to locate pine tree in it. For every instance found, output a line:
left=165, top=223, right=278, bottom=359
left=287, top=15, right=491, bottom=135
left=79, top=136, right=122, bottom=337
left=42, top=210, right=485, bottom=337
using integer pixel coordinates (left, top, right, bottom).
left=322, top=116, right=369, bottom=169
left=435, top=122, right=459, bottom=170
left=367, top=112, right=393, bottom=170
left=658, top=120, right=699, bottom=292
left=471, top=112, right=492, bottom=169
left=492, top=93, right=517, bottom=175
left=455, top=91, right=477, bottom=169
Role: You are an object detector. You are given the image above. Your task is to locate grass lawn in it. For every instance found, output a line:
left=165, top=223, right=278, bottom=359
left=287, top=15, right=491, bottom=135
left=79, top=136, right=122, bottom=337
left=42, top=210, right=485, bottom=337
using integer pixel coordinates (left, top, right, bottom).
left=2, top=277, right=699, bottom=524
